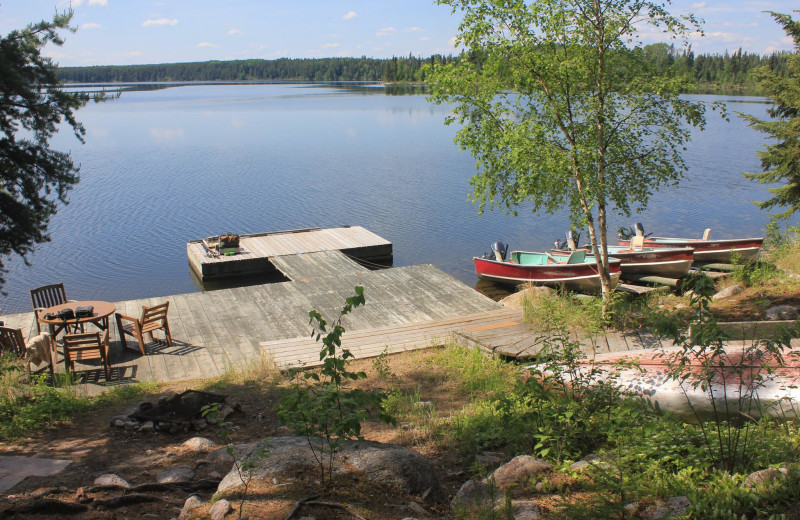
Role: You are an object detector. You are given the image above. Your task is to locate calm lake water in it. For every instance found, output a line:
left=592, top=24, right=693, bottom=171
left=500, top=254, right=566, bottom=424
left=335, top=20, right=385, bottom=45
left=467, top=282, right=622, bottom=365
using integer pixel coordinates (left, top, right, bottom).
left=0, top=84, right=785, bottom=314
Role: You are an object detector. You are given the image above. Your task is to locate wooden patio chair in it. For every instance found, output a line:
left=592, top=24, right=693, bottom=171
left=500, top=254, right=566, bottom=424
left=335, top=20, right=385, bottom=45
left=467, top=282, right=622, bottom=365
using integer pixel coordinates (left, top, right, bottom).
left=63, top=330, right=111, bottom=380
left=115, top=302, right=172, bottom=356
left=0, top=326, right=55, bottom=379
left=30, top=283, right=80, bottom=335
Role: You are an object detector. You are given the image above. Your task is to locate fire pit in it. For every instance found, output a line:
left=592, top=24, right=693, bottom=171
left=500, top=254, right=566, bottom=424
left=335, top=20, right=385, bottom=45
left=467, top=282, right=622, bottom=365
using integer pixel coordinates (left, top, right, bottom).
left=111, top=390, right=234, bottom=434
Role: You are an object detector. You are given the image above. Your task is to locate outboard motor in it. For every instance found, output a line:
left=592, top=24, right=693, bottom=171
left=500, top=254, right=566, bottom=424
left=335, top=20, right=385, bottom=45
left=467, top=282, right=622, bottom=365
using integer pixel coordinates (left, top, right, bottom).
left=566, top=229, right=580, bottom=250
left=635, top=222, right=645, bottom=237
left=491, top=241, right=508, bottom=262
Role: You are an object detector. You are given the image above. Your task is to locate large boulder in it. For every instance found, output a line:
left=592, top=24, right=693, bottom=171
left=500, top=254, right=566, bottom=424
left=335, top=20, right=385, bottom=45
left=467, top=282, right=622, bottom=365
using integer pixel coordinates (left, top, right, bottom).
left=712, top=284, right=744, bottom=301
left=217, top=437, right=442, bottom=502
left=765, top=305, right=799, bottom=321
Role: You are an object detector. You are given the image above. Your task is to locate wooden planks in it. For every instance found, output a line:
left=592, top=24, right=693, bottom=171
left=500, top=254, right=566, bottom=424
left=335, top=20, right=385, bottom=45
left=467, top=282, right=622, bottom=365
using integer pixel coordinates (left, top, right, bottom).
left=269, top=250, right=366, bottom=281
left=187, top=226, right=393, bottom=281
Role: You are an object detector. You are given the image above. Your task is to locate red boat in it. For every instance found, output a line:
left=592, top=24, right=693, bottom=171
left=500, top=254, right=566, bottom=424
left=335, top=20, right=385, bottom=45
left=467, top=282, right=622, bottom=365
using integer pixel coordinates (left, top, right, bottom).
left=618, top=227, right=763, bottom=263
left=553, top=238, right=694, bottom=278
left=474, top=247, right=621, bottom=294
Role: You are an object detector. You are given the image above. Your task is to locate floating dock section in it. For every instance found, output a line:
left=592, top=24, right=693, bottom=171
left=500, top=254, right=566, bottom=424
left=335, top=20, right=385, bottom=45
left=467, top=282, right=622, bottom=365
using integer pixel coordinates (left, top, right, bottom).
left=187, top=226, right=393, bottom=282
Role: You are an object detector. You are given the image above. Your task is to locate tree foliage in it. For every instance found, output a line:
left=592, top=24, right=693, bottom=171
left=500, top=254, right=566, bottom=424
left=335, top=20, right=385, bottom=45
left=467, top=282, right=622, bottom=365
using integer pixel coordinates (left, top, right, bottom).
left=427, top=0, right=713, bottom=300
left=0, top=11, right=92, bottom=290
left=742, top=11, right=800, bottom=222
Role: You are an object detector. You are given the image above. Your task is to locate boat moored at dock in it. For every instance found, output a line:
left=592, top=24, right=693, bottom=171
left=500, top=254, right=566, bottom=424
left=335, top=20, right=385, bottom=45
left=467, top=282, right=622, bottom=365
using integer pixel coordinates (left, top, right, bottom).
left=618, top=225, right=763, bottom=263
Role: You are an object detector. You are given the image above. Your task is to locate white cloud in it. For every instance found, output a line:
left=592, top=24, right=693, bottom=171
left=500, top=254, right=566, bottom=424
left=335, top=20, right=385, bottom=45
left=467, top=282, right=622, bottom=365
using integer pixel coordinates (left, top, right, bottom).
left=404, top=26, right=424, bottom=33
left=88, top=0, right=108, bottom=5
left=420, top=36, right=430, bottom=41
left=142, top=18, right=179, bottom=27
left=127, top=51, right=143, bottom=57
left=376, top=27, right=396, bottom=37
left=343, top=11, right=357, bottom=20
left=691, top=2, right=706, bottom=9
left=228, top=29, right=243, bottom=35
left=321, top=42, right=340, bottom=48
left=197, top=42, right=219, bottom=48
left=81, top=22, right=102, bottom=29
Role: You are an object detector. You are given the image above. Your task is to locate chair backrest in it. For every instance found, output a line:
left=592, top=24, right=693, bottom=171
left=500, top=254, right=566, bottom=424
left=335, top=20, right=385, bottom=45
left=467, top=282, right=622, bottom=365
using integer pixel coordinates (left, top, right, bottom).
left=30, top=283, right=68, bottom=311
left=0, top=327, right=26, bottom=358
left=142, top=302, right=169, bottom=326
left=63, top=331, right=106, bottom=352
left=630, top=235, right=645, bottom=250
left=566, top=250, right=587, bottom=264
left=702, top=228, right=711, bottom=241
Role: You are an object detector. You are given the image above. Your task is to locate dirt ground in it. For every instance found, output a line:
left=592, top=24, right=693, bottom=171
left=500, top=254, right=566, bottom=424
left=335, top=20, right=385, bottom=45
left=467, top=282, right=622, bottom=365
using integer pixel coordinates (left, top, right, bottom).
left=0, top=350, right=473, bottom=520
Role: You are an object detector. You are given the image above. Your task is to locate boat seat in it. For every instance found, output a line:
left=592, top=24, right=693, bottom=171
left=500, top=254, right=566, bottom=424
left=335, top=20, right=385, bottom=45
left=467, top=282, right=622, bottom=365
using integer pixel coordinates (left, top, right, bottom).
left=566, top=250, right=586, bottom=264
left=630, top=235, right=644, bottom=251
left=702, top=228, right=711, bottom=241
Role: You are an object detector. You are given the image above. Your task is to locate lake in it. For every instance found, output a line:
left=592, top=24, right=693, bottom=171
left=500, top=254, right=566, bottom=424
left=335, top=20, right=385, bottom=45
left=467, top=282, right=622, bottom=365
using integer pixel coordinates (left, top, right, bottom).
left=0, top=84, right=785, bottom=314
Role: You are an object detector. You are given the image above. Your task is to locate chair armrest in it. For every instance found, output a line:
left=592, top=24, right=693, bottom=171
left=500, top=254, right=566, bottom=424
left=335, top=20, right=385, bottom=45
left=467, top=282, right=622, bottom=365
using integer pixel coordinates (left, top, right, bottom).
left=115, top=312, right=140, bottom=323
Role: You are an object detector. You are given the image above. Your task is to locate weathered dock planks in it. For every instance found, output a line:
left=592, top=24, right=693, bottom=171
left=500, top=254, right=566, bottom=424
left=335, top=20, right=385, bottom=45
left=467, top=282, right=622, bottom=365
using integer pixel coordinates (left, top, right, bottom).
left=187, top=226, right=393, bottom=281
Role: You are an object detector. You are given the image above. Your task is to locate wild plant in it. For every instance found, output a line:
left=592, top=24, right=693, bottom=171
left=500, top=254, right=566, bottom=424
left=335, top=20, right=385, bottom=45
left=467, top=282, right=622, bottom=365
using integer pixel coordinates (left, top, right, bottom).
left=277, top=286, right=394, bottom=488
left=651, top=271, right=800, bottom=472
left=202, top=402, right=268, bottom=519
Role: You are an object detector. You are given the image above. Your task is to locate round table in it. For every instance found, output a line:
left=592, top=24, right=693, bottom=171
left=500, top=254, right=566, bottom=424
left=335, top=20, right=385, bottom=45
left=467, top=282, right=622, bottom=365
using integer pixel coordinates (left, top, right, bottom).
left=38, top=300, right=117, bottom=340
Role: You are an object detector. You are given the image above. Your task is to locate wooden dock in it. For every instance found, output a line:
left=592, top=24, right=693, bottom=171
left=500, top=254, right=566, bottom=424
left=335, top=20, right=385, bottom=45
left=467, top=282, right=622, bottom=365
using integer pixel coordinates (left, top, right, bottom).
left=2, top=263, right=512, bottom=392
left=187, top=226, right=393, bottom=281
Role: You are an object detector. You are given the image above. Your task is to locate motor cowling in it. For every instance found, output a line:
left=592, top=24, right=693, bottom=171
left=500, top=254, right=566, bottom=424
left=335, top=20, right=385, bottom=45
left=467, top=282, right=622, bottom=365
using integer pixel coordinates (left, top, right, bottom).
left=491, top=241, right=508, bottom=262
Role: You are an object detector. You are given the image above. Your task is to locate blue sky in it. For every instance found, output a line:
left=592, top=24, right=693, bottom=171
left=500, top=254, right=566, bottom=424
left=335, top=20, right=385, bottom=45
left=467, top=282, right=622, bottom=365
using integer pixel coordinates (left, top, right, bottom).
left=0, top=1, right=796, bottom=67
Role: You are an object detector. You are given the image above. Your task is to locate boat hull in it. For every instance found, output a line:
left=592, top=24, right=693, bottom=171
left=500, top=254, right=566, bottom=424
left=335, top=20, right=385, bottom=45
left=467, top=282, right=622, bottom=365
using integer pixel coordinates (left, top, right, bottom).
left=618, top=237, right=763, bottom=263
left=553, top=247, right=694, bottom=278
left=473, top=256, right=621, bottom=294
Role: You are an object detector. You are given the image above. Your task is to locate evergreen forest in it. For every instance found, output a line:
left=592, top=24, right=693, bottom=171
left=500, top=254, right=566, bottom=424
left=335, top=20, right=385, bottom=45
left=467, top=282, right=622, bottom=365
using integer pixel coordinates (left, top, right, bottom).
left=56, top=45, right=790, bottom=93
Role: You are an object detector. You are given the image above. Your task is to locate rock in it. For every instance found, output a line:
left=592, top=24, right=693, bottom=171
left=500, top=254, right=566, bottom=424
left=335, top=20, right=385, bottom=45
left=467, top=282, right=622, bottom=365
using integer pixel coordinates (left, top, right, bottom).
left=712, top=284, right=744, bottom=301
left=641, top=496, right=692, bottom=519
left=499, top=286, right=555, bottom=308
left=451, top=479, right=492, bottom=510
left=209, top=498, right=232, bottom=520
left=743, top=467, right=782, bottom=487
left=490, top=455, right=552, bottom=490
left=179, top=495, right=203, bottom=520
left=110, top=416, right=128, bottom=427
left=93, top=474, right=130, bottom=489
left=475, top=451, right=507, bottom=471
left=192, top=418, right=209, bottom=431
left=206, top=404, right=236, bottom=425
left=406, top=501, right=431, bottom=517
left=183, top=437, right=219, bottom=452
left=139, top=421, right=155, bottom=433
left=570, top=454, right=602, bottom=472
left=496, top=500, right=541, bottom=520
left=157, top=465, right=195, bottom=484
left=218, top=437, right=442, bottom=503
left=765, top=305, right=799, bottom=321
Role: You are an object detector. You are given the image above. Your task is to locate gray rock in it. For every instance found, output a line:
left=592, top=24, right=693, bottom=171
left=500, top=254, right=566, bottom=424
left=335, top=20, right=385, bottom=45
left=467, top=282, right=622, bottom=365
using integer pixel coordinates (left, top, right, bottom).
left=490, top=455, right=552, bottom=490
left=570, top=454, right=602, bottom=472
left=183, top=437, right=219, bottom=452
left=475, top=451, right=507, bottom=471
left=93, top=474, right=130, bottom=489
left=641, top=496, right=692, bottom=519
left=496, top=500, right=541, bottom=520
left=157, top=465, right=195, bottom=484
left=110, top=416, right=128, bottom=427
left=712, top=284, right=745, bottom=301
left=218, top=437, right=442, bottom=502
left=406, top=501, right=431, bottom=517
left=743, top=467, right=782, bottom=487
left=139, top=421, right=155, bottom=433
left=179, top=495, right=203, bottom=520
left=765, top=305, right=799, bottom=321
left=209, top=498, right=232, bottom=520
left=192, top=418, right=208, bottom=431
left=206, top=404, right=235, bottom=425
left=451, top=479, right=493, bottom=510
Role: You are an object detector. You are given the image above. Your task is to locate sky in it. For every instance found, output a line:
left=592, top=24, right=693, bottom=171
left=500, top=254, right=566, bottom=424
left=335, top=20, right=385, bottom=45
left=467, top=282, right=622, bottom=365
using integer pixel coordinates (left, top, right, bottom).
left=0, top=1, right=796, bottom=67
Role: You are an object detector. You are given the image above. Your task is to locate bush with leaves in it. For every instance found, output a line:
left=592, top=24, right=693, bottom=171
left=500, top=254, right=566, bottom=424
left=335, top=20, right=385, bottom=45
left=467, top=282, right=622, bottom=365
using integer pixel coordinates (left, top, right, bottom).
left=277, top=286, right=394, bottom=488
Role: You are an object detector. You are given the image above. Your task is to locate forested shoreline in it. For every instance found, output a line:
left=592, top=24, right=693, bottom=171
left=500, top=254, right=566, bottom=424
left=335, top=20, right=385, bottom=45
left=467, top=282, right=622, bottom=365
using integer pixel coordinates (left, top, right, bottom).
left=57, top=44, right=790, bottom=93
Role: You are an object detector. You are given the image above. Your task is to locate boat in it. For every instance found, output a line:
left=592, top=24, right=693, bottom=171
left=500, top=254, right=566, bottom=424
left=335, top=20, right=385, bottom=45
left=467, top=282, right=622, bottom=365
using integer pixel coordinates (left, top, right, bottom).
left=474, top=242, right=622, bottom=294
left=552, top=238, right=694, bottom=278
left=617, top=224, right=763, bottom=263
left=527, top=346, right=800, bottom=420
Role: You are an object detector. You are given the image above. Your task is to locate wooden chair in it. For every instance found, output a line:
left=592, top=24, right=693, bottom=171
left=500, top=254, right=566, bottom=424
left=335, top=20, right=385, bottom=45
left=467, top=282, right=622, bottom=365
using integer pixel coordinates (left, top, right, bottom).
left=30, top=283, right=79, bottom=335
left=0, top=326, right=55, bottom=379
left=115, top=302, right=172, bottom=356
left=63, top=330, right=111, bottom=380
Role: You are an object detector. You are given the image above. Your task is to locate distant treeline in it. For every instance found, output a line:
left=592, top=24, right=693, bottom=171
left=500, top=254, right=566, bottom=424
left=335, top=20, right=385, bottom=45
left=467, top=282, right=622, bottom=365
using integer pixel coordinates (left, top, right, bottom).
left=57, top=46, right=791, bottom=92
